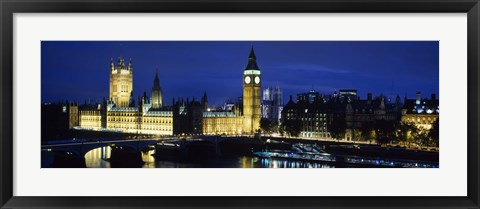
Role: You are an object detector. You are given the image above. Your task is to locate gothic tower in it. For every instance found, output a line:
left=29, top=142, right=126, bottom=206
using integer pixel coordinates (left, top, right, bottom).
left=109, top=57, right=133, bottom=107
left=151, top=70, right=163, bottom=109
left=243, top=46, right=262, bottom=134
left=201, top=91, right=208, bottom=111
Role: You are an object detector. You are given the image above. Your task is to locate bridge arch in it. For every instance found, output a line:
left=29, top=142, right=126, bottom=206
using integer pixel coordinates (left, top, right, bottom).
left=42, top=139, right=161, bottom=168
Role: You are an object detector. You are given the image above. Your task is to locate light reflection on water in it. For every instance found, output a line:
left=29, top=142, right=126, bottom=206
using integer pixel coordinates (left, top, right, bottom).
left=83, top=147, right=334, bottom=168
left=84, top=147, right=156, bottom=168
left=260, top=158, right=333, bottom=168
left=85, top=146, right=111, bottom=168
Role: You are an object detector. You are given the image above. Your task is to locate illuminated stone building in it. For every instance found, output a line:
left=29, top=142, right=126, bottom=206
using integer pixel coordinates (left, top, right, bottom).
left=77, top=58, right=173, bottom=135
left=401, top=92, right=439, bottom=130
left=109, top=57, right=133, bottom=108
left=105, top=79, right=173, bottom=135
left=200, top=47, right=262, bottom=135
left=243, top=47, right=262, bottom=134
left=203, top=111, right=243, bottom=135
left=79, top=104, right=103, bottom=130
left=74, top=47, right=262, bottom=136
left=151, top=70, right=163, bottom=109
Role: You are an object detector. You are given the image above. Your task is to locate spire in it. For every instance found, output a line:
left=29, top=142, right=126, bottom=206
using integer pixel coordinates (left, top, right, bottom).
left=380, top=96, right=385, bottom=110
left=201, top=91, right=208, bottom=111
left=202, top=91, right=208, bottom=102
left=248, top=46, right=256, bottom=59
left=128, top=58, right=132, bottom=71
left=244, top=46, right=260, bottom=70
left=117, top=57, right=126, bottom=71
left=129, top=90, right=135, bottom=107
left=110, top=58, right=114, bottom=71
left=153, top=69, right=161, bottom=90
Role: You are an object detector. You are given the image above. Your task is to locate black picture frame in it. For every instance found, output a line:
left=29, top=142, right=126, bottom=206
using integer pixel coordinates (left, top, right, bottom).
left=1, top=0, right=479, bottom=208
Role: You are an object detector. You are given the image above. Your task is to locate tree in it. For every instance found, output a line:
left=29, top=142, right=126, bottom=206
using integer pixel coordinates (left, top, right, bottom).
left=281, top=119, right=302, bottom=137
left=373, top=119, right=396, bottom=145
left=271, top=121, right=279, bottom=134
left=414, top=130, right=430, bottom=148
left=260, top=119, right=280, bottom=136
left=353, top=129, right=362, bottom=141
left=278, top=124, right=285, bottom=136
left=329, top=116, right=346, bottom=140
left=360, top=122, right=375, bottom=141
left=396, top=122, right=418, bottom=147
left=428, top=118, right=439, bottom=147
left=260, top=118, right=273, bottom=135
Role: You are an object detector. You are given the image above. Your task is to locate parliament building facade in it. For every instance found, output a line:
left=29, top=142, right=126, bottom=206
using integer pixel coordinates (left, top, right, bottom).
left=71, top=48, right=261, bottom=136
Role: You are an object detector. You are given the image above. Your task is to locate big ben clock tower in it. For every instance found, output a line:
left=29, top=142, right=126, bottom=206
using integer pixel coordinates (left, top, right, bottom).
left=243, top=47, right=261, bottom=134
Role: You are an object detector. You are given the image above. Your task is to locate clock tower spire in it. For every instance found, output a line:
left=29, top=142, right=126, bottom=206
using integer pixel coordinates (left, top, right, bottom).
left=243, top=46, right=261, bottom=134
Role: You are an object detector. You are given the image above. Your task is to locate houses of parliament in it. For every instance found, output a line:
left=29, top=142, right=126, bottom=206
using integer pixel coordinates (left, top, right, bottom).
left=69, top=47, right=262, bottom=136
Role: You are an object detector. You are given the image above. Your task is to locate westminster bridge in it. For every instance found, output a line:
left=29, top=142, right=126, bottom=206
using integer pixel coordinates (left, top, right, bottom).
left=41, top=136, right=239, bottom=167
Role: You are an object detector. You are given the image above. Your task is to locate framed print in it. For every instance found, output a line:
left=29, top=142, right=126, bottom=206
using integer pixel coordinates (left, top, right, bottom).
left=1, top=0, right=479, bottom=208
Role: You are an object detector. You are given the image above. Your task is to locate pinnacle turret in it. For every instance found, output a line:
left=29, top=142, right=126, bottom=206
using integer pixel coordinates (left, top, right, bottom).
left=244, top=46, right=260, bottom=70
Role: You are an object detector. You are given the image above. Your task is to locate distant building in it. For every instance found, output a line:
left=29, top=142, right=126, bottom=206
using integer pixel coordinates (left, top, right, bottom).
left=282, top=95, right=330, bottom=139
left=68, top=102, right=79, bottom=129
left=282, top=90, right=406, bottom=141
left=222, top=98, right=239, bottom=111
left=339, top=89, right=358, bottom=103
left=42, top=102, right=72, bottom=141
left=297, top=89, right=321, bottom=104
left=201, top=92, right=208, bottom=111
left=344, top=93, right=403, bottom=141
left=401, top=92, right=439, bottom=130
left=172, top=97, right=203, bottom=135
left=261, top=86, right=283, bottom=123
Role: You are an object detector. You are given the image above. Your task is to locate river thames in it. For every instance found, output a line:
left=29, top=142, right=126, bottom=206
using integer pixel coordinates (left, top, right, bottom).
left=84, top=146, right=335, bottom=168
left=78, top=142, right=438, bottom=168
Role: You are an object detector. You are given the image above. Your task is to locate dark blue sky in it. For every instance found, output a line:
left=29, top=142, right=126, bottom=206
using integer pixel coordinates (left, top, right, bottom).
left=41, top=41, right=439, bottom=106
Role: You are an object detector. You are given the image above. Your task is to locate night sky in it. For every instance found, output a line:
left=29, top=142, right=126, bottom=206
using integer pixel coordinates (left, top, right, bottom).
left=41, top=41, right=439, bottom=106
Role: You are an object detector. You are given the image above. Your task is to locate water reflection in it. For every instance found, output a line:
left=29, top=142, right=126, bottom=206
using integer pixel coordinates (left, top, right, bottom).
left=142, top=150, right=156, bottom=168
left=85, top=146, right=111, bottom=168
left=85, top=147, right=156, bottom=168
left=259, top=158, right=333, bottom=168
left=84, top=147, right=334, bottom=168
left=82, top=147, right=437, bottom=168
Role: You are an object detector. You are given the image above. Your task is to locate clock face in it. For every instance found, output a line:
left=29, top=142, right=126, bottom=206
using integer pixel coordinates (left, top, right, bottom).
left=254, top=76, right=260, bottom=84
left=244, top=76, right=251, bottom=84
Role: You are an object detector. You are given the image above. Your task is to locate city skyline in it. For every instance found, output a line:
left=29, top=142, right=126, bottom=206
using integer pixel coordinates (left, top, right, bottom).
left=41, top=41, right=439, bottom=106
left=41, top=41, right=440, bottom=168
